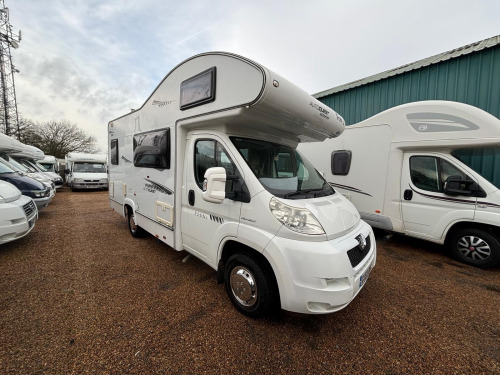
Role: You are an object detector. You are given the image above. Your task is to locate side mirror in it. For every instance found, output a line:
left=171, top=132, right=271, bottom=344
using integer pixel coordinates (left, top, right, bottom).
left=443, top=175, right=485, bottom=197
left=202, top=167, right=226, bottom=203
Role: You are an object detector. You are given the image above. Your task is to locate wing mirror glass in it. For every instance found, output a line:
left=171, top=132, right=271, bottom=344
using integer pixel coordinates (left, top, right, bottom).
left=202, top=167, right=226, bottom=203
left=443, top=175, right=486, bottom=198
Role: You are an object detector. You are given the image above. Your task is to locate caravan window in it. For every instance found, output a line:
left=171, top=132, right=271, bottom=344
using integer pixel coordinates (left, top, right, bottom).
left=331, top=150, right=352, bottom=175
left=110, top=139, right=119, bottom=165
left=133, top=129, right=170, bottom=169
left=194, top=139, right=236, bottom=192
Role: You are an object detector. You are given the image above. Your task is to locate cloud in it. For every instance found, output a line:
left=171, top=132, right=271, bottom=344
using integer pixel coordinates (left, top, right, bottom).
left=7, top=0, right=500, bottom=152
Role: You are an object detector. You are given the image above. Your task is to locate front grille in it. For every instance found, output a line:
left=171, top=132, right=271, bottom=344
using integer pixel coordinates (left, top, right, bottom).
left=22, top=200, right=36, bottom=218
left=347, top=235, right=371, bottom=268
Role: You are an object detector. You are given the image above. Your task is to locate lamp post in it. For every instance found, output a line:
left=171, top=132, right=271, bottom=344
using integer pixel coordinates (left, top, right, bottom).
left=0, top=1, right=21, bottom=136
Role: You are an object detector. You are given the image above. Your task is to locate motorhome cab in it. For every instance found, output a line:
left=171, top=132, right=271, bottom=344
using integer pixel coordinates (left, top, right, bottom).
left=0, top=180, right=38, bottom=244
left=300, top=101, right=500, bottom=268
left=108, top=52, right=376, bottom=316
left=65, top=153, right=108, bottom=191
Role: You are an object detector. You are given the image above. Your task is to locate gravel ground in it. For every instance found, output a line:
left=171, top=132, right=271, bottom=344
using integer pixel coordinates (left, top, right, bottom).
left=0, top=188, right=499, bottom=374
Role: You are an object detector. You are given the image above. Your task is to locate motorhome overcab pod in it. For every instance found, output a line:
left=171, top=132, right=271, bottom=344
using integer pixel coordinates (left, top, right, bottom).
left=300, top=101, right=500, bottom=268
left=108, top=52, right=376, bottom=316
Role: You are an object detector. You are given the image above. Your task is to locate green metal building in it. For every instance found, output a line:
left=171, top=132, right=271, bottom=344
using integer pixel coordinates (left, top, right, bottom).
left=314, top=34, right=500, bottom=188
left=314, top=35, right=500, bottom=124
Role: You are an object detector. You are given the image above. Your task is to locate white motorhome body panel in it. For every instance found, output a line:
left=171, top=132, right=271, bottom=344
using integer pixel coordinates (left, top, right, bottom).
left=108, top=52, right=378, bottom=314
left=0, top=133, right=24, bottom=153
left=300, top=101, right=500, bottom=267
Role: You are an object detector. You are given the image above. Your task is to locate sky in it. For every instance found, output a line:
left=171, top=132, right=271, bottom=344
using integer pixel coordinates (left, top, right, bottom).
left=7, top=0, right=500, bottom=152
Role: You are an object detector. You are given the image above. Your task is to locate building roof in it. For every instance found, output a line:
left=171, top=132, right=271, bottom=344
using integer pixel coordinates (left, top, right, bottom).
left=314, top=34, right=500, bottom=99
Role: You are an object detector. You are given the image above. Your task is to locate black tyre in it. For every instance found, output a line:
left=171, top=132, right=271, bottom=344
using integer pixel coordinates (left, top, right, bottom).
left=224, top=253, right=279, bottom=317
left=447, top=228, right=500, bottom=269
left=127, top=207, right=144, bottom=238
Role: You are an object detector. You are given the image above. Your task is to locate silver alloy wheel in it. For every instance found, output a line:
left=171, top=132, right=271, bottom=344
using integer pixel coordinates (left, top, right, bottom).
left=229, top=266, right=257, bottom=307
left=457, top=235, right=491, bottom=261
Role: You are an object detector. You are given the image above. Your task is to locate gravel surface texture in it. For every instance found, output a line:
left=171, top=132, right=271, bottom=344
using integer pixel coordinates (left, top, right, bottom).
left=0, top=188, right=499, bottom=374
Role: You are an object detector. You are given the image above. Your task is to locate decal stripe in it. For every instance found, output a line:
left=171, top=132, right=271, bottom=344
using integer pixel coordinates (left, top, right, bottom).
left=143, top=178, right=174, bottom=195
left=328, top=182, right=373, bottom=197
left=409, top=186, right=476, bottom=205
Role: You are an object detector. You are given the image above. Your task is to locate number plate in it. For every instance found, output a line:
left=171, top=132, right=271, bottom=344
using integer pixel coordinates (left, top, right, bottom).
left=359, top=265, right=372, bottom=288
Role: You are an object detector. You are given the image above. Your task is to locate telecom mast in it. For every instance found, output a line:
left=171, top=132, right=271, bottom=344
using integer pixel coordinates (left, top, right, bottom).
left=0, top=0, right=21, bottom=136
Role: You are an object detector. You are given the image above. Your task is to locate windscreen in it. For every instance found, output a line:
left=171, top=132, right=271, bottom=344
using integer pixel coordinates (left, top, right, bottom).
left=73, top=162, right=106, bottom=173
left=231, top=137, right=334, bottom=199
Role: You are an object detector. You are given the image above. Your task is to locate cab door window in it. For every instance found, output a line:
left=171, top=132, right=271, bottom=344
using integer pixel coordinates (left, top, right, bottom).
left=194, top=140, right=236, bottom=192
left=410, top=156, right=468, bottom=193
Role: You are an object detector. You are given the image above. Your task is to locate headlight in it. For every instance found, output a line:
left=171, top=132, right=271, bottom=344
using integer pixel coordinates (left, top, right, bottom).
left=269, top=197, right=325, bottom=235
left=32, top=190, right=46, bottom=198
left=100, top=178, right=108, bottom=183
left=74, top=178, right=84, bottom=182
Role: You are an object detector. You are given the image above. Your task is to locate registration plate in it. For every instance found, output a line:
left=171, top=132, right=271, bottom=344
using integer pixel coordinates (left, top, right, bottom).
left=359, top=265, right=372, bottom=288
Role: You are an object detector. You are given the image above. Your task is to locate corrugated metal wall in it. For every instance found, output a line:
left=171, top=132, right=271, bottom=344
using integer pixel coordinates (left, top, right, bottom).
left=319, top=44, right=500, bottom=125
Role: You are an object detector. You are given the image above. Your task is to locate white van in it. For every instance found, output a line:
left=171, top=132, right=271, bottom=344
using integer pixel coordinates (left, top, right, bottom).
left=300, top=101, right=500, bottom=268
left=0, top=180, right=38, bottom=245
left=65, top=152, right=108, bottom=191
left=108, top=52, right=376, bottom=316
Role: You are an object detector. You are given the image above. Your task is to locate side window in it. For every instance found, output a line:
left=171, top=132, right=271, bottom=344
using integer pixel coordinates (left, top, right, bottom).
left=110, top=139, right=119, bottom=165
left=331, top=150, right=352, bottom=175
left=410, top=156, right=469, bottom=192
left=410, top=156, right=441, bottom=192
left=441, top=159, right=466, bottom=184
left=133, top=128, right=170, bottom=169
left=194, top=140, right=236, bottom=192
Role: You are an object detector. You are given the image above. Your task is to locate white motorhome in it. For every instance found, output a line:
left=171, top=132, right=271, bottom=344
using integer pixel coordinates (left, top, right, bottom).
left=108, top=52, right=376, bottom=316
left=65, top=152, right=108, bottom=191
left=0, top=180, right=38, bottom=245
left=300, top=101, right=500, bottom=268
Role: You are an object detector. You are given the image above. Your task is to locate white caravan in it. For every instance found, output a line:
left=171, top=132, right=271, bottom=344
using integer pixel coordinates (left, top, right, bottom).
left=65, top=152, right=108, bottom=191
left=300, top=101, right=500, bottom=268
left=0, top=180, right=38, bottom=244
left=108, top=52, right=376, bottom=316
left=14, top=146, right=63, bottom=189
left=40, top=155, right=59, bottom=173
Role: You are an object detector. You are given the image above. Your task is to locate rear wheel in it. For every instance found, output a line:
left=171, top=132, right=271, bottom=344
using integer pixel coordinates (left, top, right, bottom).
left=447, top=228, right=500, bottom=268
left=224, top=253, right=278, bottom=317
left=127, top=207, right=144, bottom=238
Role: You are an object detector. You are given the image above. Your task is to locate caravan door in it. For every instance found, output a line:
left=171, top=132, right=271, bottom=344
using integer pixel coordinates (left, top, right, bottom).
left=400, top=153, right=476, bottom=241
left=181, top=134, right=242, bottom=268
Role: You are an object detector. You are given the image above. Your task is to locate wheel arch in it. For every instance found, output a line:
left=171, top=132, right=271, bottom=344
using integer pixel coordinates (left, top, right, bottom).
left=216, top=239, right=280, bottom=307
left=445, top=221, right=500, bottom=244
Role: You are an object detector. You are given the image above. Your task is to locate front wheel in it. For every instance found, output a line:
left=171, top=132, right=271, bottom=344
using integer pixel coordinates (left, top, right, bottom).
left=127, top=207, right=144, bottom=238
left=224, top=254, right=278, bottom=317
left=447, top=228, right=500, bottom=268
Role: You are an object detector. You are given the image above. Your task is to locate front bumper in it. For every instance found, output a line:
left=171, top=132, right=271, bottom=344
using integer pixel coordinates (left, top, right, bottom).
left=0, top=196, right=38, bottom=244
left=72, top=181, right=108, bottom=190
left=263, top=220, right=376, bottom=314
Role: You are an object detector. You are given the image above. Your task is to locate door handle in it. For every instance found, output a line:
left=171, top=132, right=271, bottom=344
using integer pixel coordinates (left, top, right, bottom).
left=404, top=189, right=413, bottom=201
left=188, top=190, right=195, bottom=206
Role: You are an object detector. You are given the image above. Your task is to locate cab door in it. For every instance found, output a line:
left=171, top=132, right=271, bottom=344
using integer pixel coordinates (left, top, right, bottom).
left=181, top=134, right=242, bottom=268
left=401, top=153, right=476, bottom=241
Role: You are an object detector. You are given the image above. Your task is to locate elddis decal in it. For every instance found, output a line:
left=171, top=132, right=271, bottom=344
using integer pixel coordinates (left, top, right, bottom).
left=143, top=178, right=173, bottom=195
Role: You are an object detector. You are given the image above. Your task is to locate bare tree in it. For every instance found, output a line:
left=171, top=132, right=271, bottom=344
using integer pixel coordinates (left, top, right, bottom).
left=17, top=120, right=99, bottom=158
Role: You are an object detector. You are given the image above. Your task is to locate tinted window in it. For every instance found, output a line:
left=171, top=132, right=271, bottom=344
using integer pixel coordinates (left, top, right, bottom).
left=194, top=139, right=236, bottom=192
left=331, top=150, right=352, bottom=175
left=410, top=156, right=469, bottom=193
left=110, top=139, right=119, bottom=165
left=133, top=129, right=170, bottom=169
